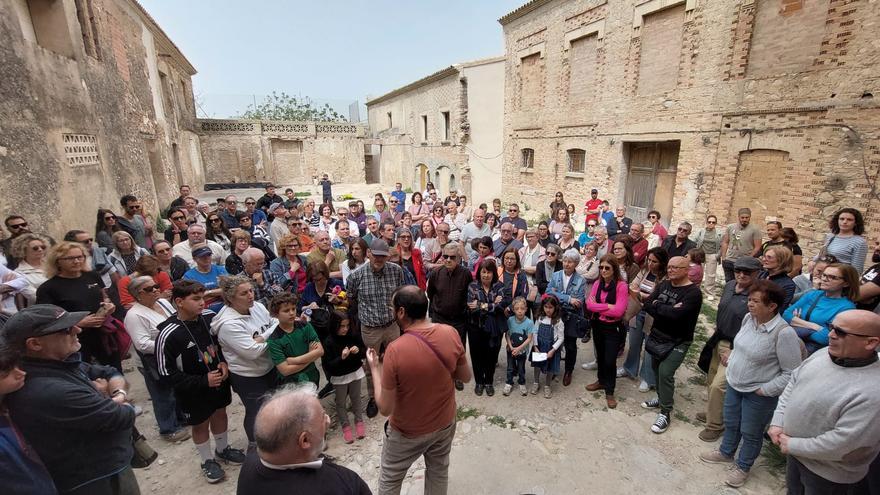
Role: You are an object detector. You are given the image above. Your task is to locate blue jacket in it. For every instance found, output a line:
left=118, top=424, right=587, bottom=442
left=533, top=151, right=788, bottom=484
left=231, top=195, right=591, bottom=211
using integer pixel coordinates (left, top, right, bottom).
left=546, top=269, right=586, bottom=316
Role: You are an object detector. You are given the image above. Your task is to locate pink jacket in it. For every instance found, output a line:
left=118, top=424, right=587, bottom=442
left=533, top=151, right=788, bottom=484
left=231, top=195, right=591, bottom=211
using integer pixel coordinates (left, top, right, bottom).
left=586, top=280, right=629, bottom=323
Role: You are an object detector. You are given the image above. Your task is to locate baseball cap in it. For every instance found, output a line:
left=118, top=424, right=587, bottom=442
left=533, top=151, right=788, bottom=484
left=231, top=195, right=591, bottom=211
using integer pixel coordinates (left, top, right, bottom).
left=268, top=203, right=285, bottom=214
left=591, top=188, right=598, bottom=193
left=192, top=245, right=212, bottom=258
left=734, top=256, right=762, bottom=272
left=370, top=239, right=391, bottom=256
left=2, top=305, right=89, bottom=343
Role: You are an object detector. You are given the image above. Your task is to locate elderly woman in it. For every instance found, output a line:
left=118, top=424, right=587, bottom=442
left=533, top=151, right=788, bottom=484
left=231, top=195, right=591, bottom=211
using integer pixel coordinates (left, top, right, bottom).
left=11, top=233, right=49, bottom=306
left=700, top=280, right=803, bottom=488
left=300, top=261, right=344, bottom=312
left=783, top=262, right=858, bottom=354
left=109, top=231, right=150, bottom=276
left=535, top=243, right=562, bottom=299
left=546, top=248, right=587, bottom=386
left=210, top=275, right=276, bottom=446
left=268, top=233, right=308, bottom=294
left=123, top=275, right=189, bottom=442
left=37, top=241, right=118, bottom=369
left=225, top=230, right=252, bottom=275
left=117, top=255, right=173, bottom=309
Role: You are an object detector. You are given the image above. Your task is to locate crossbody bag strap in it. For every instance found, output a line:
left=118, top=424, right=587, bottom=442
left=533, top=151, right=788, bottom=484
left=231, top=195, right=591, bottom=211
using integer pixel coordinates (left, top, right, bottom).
left=803, top=292, right=822, bottom=322
left=405, top=331, right=454, bottom=375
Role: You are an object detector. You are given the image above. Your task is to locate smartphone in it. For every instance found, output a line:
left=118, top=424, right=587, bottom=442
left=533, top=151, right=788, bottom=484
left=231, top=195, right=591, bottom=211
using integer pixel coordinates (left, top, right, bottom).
left=94, top=304, right=110, bottom=318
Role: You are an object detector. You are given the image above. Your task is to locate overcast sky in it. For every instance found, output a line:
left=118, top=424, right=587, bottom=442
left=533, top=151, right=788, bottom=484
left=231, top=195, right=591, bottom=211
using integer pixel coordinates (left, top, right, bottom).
left=140, top=0, right=523, bottom=118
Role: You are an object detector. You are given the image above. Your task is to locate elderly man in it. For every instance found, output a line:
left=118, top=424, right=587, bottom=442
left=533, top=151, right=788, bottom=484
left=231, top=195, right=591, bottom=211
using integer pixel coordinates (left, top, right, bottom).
left=606, top=206, right=633, bottom=237
left=662, top=221, right=697, bottom=259
left=237, top=386, right=371, bottom=494
left=4, top=305, right=140, bottom=494
left=173, top=224, right=225, bottom=268
left=459, top=208, right=490, bottom=252
left=332, top=206, right=361, bottom=239
left=308, top=231, right=345, bottom=279
left=493, top=223, right=524, bottom=257
left=427, top=243, right=473, bottom=390
left=629, top=223, right=649, bottom=265
left=241, top=248, right=282, bottom=307
left=768, top=309, right=880, bottom=493
left=346, top=239, right=405, bottom=418
left=219, top=195, right=243, bottom=229
left=367, top=286, right=471, bottom=495
left=268, top=203, right=290, bottom=252
left=696, top=256, right=761, bottom=441
left=361, top=216, right=381, bottom=245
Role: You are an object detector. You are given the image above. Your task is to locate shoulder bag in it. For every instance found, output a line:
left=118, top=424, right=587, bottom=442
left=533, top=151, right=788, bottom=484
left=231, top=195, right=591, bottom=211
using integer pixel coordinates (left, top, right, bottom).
left=645, top=328, right=680, bottom=361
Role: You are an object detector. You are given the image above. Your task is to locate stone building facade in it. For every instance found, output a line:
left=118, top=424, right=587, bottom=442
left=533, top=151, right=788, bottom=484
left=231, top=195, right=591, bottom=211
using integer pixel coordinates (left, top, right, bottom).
left=197, top=119, right=367, bottom=186
left=499, top=0, right=880, bottom=253
left=366, top=57, right=505, bottom=205
left=1, top=0, right=204, bottom=238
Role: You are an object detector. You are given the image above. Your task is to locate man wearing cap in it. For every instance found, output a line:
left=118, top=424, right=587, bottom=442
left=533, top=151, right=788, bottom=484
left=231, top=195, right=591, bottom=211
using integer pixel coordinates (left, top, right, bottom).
left=3, top=305, right=140, bottom=494
left=346, top=239, right=405, bottom=418
left=183, top=245, right=228, bottom=311
left=268, top=203, right=290, bottom=254
left=584, top=189, right=603, bottom=228
left=695, top=256, right=762, bottom=441
left=172, top=224, right=225, bottom=268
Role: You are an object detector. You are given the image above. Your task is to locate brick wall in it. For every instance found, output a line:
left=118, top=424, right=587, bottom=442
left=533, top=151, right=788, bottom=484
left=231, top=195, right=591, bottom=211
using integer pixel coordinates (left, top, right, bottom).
left=747, top=0, right=829, bottom=77
left=637, top=4, right=685, bottom=96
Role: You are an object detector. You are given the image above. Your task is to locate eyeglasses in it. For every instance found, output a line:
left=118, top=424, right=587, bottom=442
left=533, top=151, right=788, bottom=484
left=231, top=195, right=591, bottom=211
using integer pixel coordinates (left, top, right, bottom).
left=820, top=273, right=843, bottom=281
left=245, top=201, right=255, bottom=205
left=155, top=248, right=171, bottom=254
left=142, top=284, right=161, bottom=292
left=587, top=224, right=597, bottom=228
left=227, top=201, right=237, bottom=204
left=677, top=228, right=691, bottom=233
left=170, top=215, right=185, bottom=221
left=59, top=255, right=86, bottom=262
left=828, top=322, right=875, bottom=339
left=80, top=238, right=94, bottom=244
left=546, top=252, right=557, bottom=256
left=599, top=265, right=613, bottom=271
left=8, top=222, right=28, bottom=229
left=104, top=216, right=116, bottom=221
left=30, top=245, right=47, bottom=251
left=706, top=220, right=716, bottom=224
left=390, top=200, right=398, bottom=204
left=210, top=218, right=222, bottom=223
left=441, top=254, right=457, bottom=260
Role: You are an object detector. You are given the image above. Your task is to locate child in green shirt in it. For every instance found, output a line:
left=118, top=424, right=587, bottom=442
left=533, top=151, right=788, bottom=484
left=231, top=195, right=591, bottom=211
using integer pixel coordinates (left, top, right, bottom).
left=266, top=293, right=324, bottom=386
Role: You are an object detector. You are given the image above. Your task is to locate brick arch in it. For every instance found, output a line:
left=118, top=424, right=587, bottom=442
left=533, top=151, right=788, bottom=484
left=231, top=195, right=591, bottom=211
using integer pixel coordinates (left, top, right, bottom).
left=727, top=149, right=792, bottom=223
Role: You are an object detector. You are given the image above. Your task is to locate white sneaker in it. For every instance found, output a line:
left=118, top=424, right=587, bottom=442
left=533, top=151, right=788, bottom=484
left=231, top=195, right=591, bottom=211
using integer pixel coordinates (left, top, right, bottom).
left=519, top=384, right=528, bottom=396
left=616, top=367, right=629, bottom=378
left=543, top=386, right=552, bottom=399
left=581, top=361, right=598, bottom=370
left=530, top=383, right=540, bottom=395
left=639, top=380, right=651, bottom=393
left=502, top=383, right=512, bottom=396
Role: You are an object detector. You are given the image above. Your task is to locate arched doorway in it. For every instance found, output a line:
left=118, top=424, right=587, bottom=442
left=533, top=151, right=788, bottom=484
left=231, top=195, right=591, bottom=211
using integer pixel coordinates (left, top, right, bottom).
left=449, top=173, right=457, bottom=193
left=415, top=163, right=428, bottom=192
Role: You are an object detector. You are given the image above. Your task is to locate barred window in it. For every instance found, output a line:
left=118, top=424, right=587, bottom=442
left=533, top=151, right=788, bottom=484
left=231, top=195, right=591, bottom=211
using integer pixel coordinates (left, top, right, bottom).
left=567, top=149, right=585, bottom=173
left=521, top=148, right=534, bottom=169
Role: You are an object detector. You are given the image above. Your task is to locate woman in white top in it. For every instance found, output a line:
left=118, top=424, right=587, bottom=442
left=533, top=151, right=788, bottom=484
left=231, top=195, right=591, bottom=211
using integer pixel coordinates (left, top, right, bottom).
left=318, top=204, right=336, bottom=232
left=210, top=274, right=275, bottom=445
left=342, top=238, right=368, bottom=284
left=12, top=233, right=49, bottom=307
left=518, top=229, right=546, bottom=303
left=416, top=220, right=440, bottom=265
left=123, top=275, right=190, bottom=441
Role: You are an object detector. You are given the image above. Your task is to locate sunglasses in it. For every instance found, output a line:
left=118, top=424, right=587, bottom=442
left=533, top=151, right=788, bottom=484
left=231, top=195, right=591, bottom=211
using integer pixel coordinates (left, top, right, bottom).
left=210, top=218, right=222, bottom=223
left=546, top=252, right=558, bottom=256
left=706, top=220, right=716, bottom=224
left=142, top=284, right=161, bottom=292
left=599, top=265, right=613, bottom=271
left=441, top=254, right=457, bottom=260
left=129, top=205, right=142, bottom=210
left=104, top=216, right=116, bottom=221
left=30, top=245, right=47, bottom=251
left=828, top=322, right=874, bottom=339
left=245, top=201, right=256, bottom=205
left=170, top=215, right=185, bottom=221
left=155, top=248, right=171, bottom=254
left=8, top=222, right=28, bottom=229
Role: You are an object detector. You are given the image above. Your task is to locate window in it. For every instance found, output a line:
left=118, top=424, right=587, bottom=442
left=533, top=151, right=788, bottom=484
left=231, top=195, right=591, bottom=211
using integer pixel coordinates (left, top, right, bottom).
left=441, top=111, right=450, bottom=141
left=521, top=148, right=534, bottom=169
left=567, top=149, right=585, bottom=174
left=24, top=0, right=76, bottom=58
left=73, top=0, right=100, bottom=59
left=421, top=115, right=428, bottom=142
left=159, top=72, right=175, bottom=121
left=387, top=112, right=393, bottom=129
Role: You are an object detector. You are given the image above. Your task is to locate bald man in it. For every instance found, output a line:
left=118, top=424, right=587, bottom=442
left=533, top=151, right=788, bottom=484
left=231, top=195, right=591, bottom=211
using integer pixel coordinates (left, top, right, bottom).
left=237, top=386, right=370, bottom=494
left=769, top=309, right=880, bottom=494
left=641, top=256, right=703, bottom=434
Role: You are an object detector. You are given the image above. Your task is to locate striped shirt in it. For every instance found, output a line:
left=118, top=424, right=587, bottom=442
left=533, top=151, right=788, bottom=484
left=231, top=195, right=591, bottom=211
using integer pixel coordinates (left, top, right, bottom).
left=823, top=234, right=868, bottom=272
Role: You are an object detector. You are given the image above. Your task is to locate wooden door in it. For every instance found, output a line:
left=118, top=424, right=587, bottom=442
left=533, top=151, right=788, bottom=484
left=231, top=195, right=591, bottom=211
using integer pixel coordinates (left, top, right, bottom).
left=624, top=142, right=679, bottom=223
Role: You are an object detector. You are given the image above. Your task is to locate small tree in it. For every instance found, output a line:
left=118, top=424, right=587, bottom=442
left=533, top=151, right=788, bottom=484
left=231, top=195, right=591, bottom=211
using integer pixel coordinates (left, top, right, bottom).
left=238, top=92, right=346, bottom=122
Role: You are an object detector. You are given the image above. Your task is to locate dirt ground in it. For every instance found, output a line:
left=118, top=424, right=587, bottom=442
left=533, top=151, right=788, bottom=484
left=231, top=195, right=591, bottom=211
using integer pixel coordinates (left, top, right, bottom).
left=129, top=184, right=787, bottom=494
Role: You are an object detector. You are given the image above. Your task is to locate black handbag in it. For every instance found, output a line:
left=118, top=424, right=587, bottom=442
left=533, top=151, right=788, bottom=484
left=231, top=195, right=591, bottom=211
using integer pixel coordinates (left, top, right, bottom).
left=645, top=328, right=680, bottom=361
left=563, top=310, right=591, bottom=341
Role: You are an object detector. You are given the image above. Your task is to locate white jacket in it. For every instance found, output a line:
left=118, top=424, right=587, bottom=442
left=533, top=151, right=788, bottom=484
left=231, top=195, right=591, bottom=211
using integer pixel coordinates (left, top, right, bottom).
left=211, top=302, right=276, bottom=377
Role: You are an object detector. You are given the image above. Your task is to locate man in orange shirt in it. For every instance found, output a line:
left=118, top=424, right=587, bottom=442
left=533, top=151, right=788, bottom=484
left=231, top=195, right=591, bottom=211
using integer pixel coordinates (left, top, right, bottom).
left=366, top=286, right=471, bottom=495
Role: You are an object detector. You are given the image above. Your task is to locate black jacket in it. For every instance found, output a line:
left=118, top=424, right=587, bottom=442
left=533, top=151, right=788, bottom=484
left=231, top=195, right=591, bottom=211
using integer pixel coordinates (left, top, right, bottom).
left=322, top=332, right=367, bottom=378
left=535, top=260, right=562, bottom=295
left=6, top=355, right=134, bottom=493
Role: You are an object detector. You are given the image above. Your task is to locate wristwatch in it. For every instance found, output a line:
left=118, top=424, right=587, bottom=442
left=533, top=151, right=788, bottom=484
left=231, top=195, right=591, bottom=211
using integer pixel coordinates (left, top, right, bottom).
left=111, top=389, right=127, bottom=399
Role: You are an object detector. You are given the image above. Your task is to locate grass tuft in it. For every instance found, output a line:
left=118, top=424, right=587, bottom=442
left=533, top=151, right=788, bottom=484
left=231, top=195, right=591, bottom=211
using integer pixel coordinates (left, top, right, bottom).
left=456, top=406, right=480, bottom=421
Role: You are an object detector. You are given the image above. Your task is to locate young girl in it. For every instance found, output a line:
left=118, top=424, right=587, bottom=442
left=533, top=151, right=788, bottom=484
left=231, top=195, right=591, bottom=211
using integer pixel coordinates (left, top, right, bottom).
left=531, top=295, right=564, bottom=398
left=687, top=247, right=705, bottom=287
left=504, top=297, right=534, bottom=396
left=266, top=293, right=324, bottom=387
left=322, top=311, right=366, bottom=444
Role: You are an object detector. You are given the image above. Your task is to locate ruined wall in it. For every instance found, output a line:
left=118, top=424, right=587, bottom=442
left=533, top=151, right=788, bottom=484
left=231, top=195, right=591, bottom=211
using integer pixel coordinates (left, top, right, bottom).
left=197, top=119, right=366, bottom=187
left=0, top=0, right=201, bottom=239
left=500, top=0, right=880, bottom=254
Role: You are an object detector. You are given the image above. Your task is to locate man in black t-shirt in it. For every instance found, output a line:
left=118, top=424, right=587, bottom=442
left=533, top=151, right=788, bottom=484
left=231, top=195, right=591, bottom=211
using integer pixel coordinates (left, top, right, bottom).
left=156, top=280, right=244, bottom=483
left=858, top=243, right=880, bottom=312
left=256, top=184, right=284, bottom=221
left=500, top=203, right=528, bottom=241
left=237, top=386, right=371, bottom=495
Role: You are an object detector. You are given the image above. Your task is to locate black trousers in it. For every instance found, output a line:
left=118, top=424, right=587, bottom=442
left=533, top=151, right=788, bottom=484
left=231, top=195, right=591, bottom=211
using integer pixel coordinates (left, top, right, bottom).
left=786, top=455, right=860, bottom=495
left=467, top=326, right=501, bottom=386
left=433, top=314, right=467, bottom=349
left=722, top=259, right=736, bottom=284
left=66, top=466, right=140, bottom=495
left=229, top=371, right=276, bottom=442
left=563, top=336, right=578, bottom=374
left=593, top=320, right=624, bottom=395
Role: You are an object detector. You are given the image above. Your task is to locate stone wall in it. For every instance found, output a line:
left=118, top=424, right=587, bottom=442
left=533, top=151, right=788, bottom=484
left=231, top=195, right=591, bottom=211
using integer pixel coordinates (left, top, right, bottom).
left=197, top=119, right=367, bottom=187
left=0, top=0, right=201, bottom=239
left=499, top=0, right=880, bottom=255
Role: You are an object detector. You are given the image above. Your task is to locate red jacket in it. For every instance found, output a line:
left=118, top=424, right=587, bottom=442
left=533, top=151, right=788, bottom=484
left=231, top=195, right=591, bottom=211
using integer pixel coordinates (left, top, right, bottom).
left=408, top=247, right=427, bottom=290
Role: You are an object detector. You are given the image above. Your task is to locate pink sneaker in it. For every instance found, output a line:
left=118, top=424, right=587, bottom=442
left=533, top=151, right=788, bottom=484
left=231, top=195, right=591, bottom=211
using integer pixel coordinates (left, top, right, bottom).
left=342, top=425, right=354, bottom=444
left=355, top=421, right=366, bottom=439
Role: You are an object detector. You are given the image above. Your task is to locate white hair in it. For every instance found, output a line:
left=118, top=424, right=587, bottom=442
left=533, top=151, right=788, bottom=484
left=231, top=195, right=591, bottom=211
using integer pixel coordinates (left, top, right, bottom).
left=561, top=249, right=581, bottom=263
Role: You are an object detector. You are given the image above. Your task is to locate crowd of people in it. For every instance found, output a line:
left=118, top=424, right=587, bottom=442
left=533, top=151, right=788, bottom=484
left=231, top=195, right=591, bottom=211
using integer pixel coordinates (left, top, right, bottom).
left=0, top=179, right=877, bottom=495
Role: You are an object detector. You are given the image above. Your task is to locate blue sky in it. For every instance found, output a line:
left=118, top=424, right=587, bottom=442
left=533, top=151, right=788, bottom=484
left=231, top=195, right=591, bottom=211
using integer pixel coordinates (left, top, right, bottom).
left=140, top=0, right=523, bottom=118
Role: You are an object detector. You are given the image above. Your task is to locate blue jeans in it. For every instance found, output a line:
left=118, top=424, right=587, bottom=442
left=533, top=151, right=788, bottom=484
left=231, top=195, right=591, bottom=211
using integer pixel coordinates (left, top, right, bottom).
left=719, top=387, right=778, bottom=471
left=622, top=310, right=656, bottom=386
left=139, top=366, right=181, bottom=435
left=506, top=351, right=527, bottom=385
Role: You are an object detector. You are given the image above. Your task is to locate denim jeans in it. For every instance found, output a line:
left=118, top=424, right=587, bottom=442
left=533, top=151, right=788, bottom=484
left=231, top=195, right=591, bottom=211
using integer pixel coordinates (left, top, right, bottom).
left=506, top=351, right=527, bottom=385
left=622, top=310, right=656, bottom=386
left=138, top=366, right=180, bottom=435
left=719, top=387, right=778, bottom=471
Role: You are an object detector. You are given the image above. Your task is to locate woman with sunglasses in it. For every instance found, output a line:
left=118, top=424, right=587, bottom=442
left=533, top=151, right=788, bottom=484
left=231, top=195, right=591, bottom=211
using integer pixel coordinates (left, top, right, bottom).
left=430, top=204, right=446, bottom=229
left=206, top=214, right=233, bottom=258
left=268, top=234, right=308, bottom=294
left=546, top=249, right=587, bottom=386
left=549, top=191, right=566, bottom=217
left=37, top=242, right=118, bottom=369
left=164, top=208, right=190, bottom=246
left=11, top=233, right=49, bottom=306
left=585, top=255, right=630, bottom=408
left=123, top=275, right=190, bottom=442
left=395, top=228, right=426, bottom=290
left=94, top=208, right=120, bottom=251
left=117, top=255, right=172, bottom=309
left=694, top=215, right=722, bottom=297
left=109, top=231, right=150, bottom=276
left=783, top=262, right=858, bottom=354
